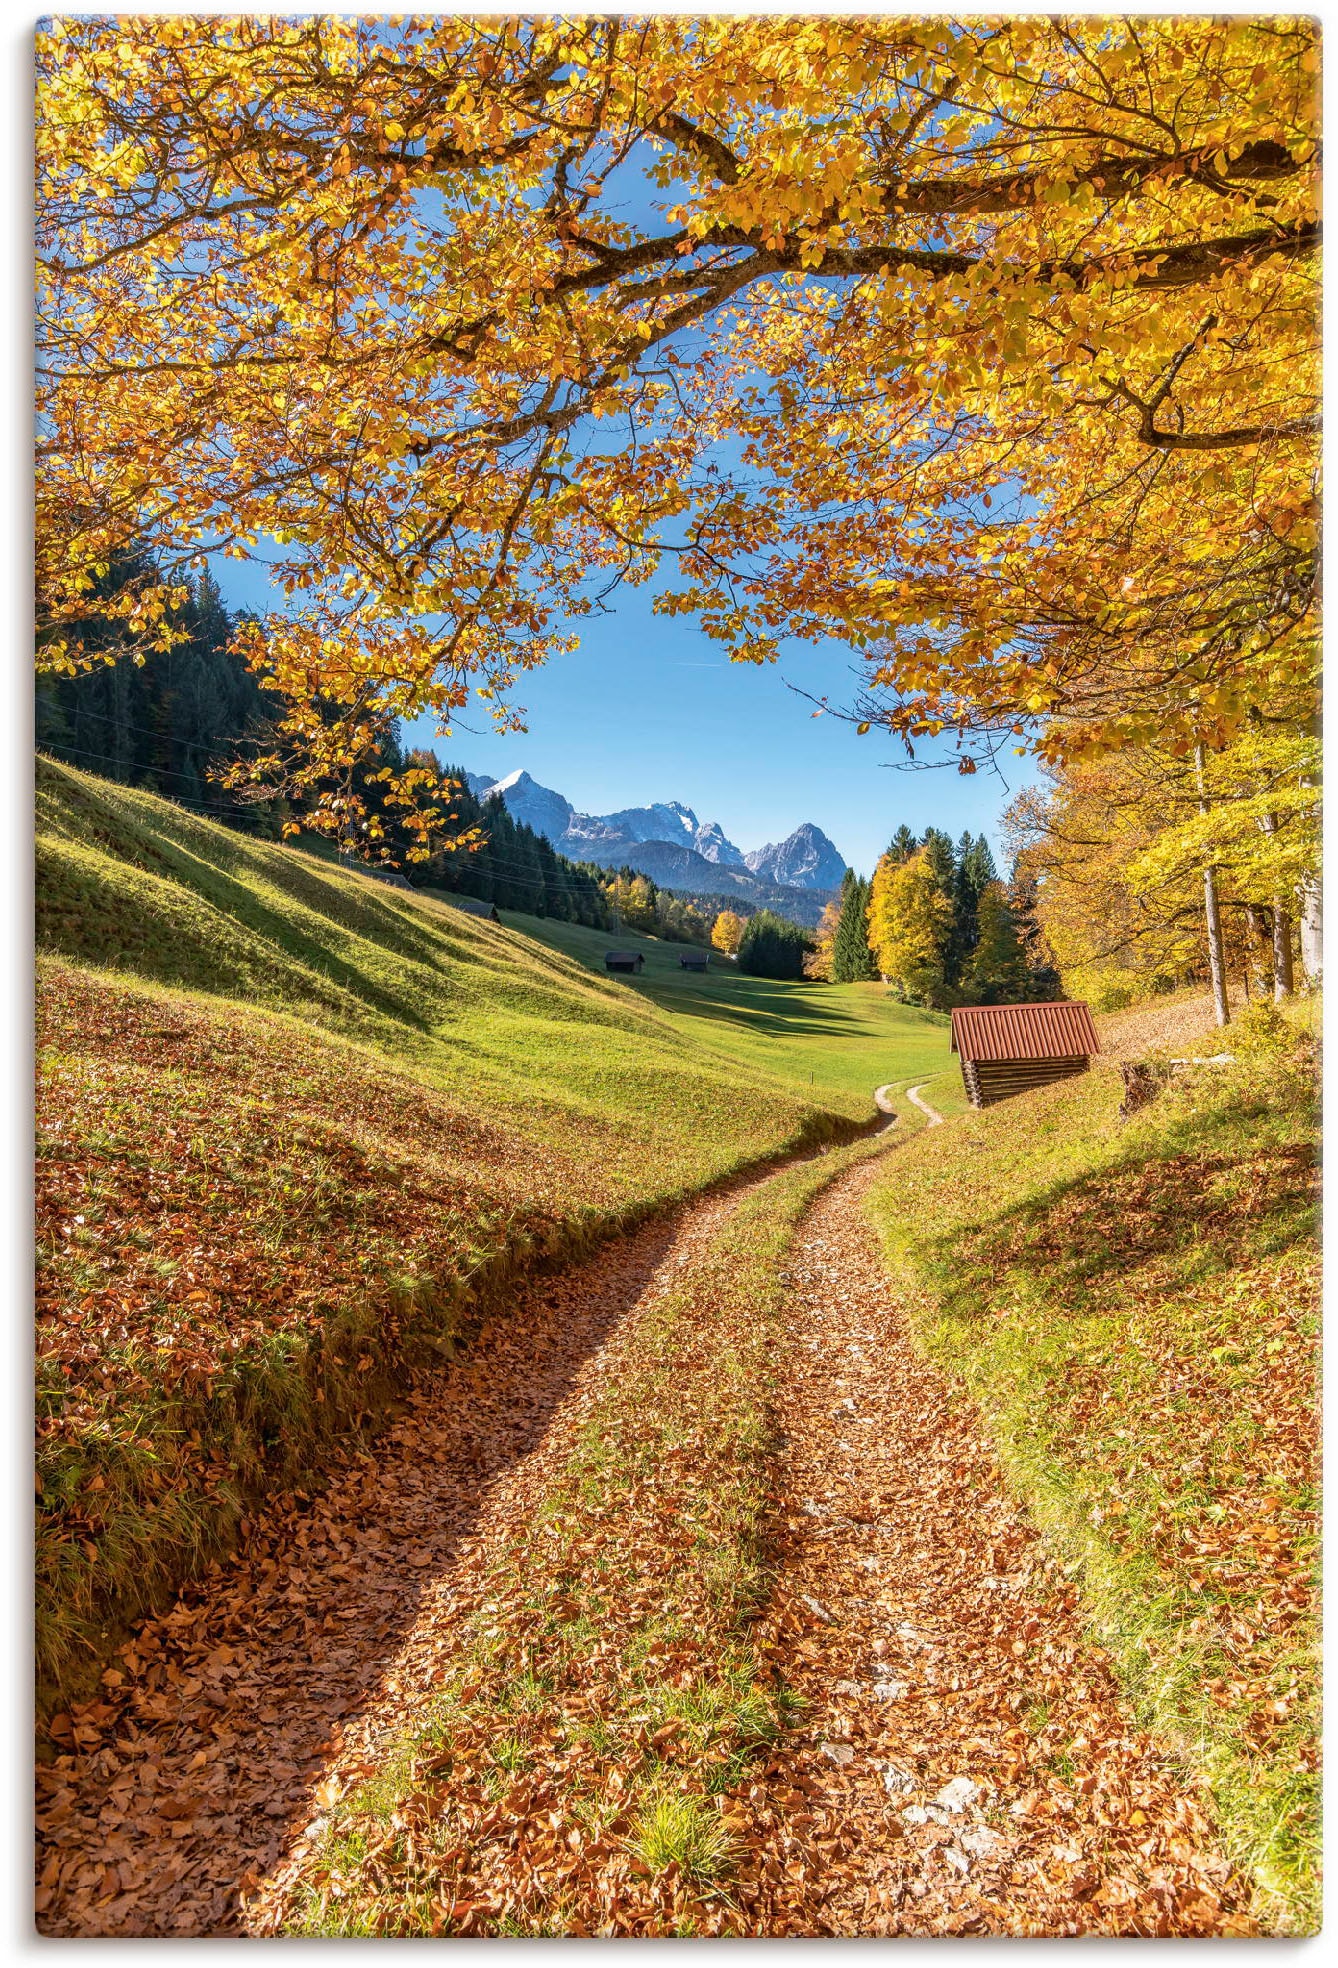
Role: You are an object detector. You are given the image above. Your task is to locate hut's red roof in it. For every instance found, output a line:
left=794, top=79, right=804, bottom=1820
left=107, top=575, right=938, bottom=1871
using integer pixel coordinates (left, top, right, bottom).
left=950, top=1001, right=1100, bottom=1062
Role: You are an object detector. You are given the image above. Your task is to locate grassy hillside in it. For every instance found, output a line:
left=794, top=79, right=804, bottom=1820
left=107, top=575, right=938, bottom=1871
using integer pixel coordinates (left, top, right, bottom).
left=35, top=758, right=944, bottom=1713
left=492, top=913, right=968, bottom=1118
left=864, top=1013, right=1319, bottom=1931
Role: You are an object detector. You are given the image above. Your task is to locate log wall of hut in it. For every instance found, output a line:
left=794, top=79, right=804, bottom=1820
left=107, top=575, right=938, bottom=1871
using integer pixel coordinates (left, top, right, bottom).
left=961, top=1055, right=1091, bottom=1109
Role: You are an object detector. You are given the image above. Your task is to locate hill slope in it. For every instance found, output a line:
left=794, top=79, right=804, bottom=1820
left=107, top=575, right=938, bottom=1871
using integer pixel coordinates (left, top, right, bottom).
left=491, top=910, right=966, bottom=1118
left=36, top=762, right=853, bottom=1702
left=35, top=758, right=943, bottom=1711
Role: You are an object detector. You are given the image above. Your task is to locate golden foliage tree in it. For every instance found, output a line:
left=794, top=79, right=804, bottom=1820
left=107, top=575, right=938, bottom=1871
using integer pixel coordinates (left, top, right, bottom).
left=37, top=16, right=1319, bottom=844
left=710, top=909, right=746, bottom=956
left=1006, top=716, right=1320, bottom=1016
left=867, top=848, right=953, bottom=1004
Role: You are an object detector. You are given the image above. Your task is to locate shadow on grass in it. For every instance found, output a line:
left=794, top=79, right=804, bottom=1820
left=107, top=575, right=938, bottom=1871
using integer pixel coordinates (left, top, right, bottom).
left=919, top=1129, right=1315, bottom=1326
left=39, top=758, right=444, bottom=1032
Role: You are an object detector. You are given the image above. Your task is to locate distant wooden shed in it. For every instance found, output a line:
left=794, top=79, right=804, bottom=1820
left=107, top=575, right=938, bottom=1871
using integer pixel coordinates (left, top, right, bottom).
left=605, top=950, right=644, bottom=974
left=950, top=1001, right=1100, bottom=1109
left=441, top=891, right=501, bottom=923
left=679, top=950, right=710, bottom=971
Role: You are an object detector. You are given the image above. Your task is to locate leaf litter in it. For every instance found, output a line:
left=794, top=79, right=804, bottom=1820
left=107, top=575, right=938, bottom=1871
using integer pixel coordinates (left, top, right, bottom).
left=36, top=1139, right=1253, bottom=1935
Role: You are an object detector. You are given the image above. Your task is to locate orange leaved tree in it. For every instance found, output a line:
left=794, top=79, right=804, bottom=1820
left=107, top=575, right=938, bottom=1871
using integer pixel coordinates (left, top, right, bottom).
left=37, top=15, right=1319, bottom=845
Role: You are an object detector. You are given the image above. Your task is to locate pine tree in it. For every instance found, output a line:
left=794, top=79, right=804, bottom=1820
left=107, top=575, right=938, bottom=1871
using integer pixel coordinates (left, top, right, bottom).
left=948, top=831, right=999, bottom=983
left=831, top=871, right=878, bottom=981
left=962, top=881, right=1032, bottom=1003
left=887, top=824, right=918, bottom=864
left=737, top=910, right=811, bottom=980
left=35, top=547, right=276, bottom=827
left=1007, top=865, right=1063, bottom=999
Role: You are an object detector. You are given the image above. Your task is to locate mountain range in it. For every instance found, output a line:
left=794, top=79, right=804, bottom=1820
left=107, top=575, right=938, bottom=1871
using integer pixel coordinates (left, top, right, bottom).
left=465, top=768, right=848, bottom=924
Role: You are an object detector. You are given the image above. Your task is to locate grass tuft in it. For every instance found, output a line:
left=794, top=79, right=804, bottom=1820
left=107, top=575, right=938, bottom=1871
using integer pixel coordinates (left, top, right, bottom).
left=630, top=1789, right=738, bottom=1886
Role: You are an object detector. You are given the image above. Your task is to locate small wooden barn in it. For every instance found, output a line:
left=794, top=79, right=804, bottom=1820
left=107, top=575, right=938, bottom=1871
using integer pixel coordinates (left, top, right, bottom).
left=679, top=950, right=710, bottom=971
left=950, top=1001, right=1100, bottom=1109
left=362, top=865, right=414, bottom=891
left=605, top=950, right=644, bottom=974
left=441, top=891, right=501, bottom=923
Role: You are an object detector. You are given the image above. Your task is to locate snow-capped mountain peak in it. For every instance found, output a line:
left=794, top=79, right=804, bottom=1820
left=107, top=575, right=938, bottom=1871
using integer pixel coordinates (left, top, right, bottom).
left=461, top=768, right=847, bottom=893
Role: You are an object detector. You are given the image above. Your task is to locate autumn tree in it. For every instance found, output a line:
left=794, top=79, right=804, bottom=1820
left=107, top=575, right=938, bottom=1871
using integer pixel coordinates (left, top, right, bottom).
left=867, top=848, right=953, bottom=1005
left=711, top=909, right=746, bottom=957
left=803, top=898, right=841, bottom=980
left=1006, top=716, right=1318, bottom=1016
left=36, top=16, right=1319, bottom=851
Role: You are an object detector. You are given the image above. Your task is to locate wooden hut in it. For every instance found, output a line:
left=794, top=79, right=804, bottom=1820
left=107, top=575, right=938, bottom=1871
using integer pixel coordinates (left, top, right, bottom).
left=605, top=950, right=644, bottom=974
left=439, top=891, right=501, bottom=923
left=679, top=950, right=710, bottom=971
left=950, top=1001, right=1100, bottom=1109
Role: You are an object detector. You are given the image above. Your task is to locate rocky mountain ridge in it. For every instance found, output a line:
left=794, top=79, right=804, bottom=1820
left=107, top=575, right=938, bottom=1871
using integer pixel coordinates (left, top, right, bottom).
left=464, top=767, right=847, bottom=924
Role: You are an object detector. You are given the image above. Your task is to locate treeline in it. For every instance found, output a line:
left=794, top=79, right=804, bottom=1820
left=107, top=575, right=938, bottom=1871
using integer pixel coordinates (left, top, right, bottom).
left=30, top=552, right=717, bottom=945
left=408, top=755, right=741, bottom=942
left=597, top=869, right=718, bottom=946
left=35, top=549, right=285, bottom=834
left=1006, top=719, right=1320, bottom=1017
left=404, top=751, right=611, bottom=925
left=811, top=826, right=1059, bottom=1008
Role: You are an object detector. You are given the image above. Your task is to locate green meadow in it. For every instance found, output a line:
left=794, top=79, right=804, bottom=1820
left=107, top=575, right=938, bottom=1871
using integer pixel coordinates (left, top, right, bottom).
left=867, top=1024, right=1320, bottom=1930
left=497, top=912, right=968, bottom=1119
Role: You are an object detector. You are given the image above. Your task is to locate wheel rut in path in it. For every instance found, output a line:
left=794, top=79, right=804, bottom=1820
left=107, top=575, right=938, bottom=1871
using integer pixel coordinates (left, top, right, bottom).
left=34, top=1169, right=768, bottom=1937
left=745, top=1152, right=1252, bottom=1937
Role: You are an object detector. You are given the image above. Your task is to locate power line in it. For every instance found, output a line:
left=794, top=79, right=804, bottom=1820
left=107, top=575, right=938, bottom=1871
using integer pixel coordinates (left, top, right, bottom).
left=37, top=742, right=268, bottom=815
left=40, top=738, right=724, bottom=920
left=37, top=689, right=272, bottom=756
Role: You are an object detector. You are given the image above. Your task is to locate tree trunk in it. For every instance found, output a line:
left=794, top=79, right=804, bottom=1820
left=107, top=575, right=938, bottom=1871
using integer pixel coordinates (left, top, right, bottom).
left=1271, top=902, right=1296, bottom=1000
left=1258, top=809, right=1296, bottom=999
left=1195, top=746, right=1231, bottom=1027
left=1202, top=861, right=1231, bottom=1026
left=1299, top=874, right=1322, bottom=984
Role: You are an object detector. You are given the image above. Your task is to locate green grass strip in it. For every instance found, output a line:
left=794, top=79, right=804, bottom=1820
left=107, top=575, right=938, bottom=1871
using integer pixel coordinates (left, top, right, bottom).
left=865, top=1036, right=1319, bottom=1933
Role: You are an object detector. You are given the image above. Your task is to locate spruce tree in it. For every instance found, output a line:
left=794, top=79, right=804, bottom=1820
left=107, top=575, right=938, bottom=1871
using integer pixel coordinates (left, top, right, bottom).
left=1008, top=865, right=1063, bottom=999
left=949, top=831, right=1000, bottom=983
left=831, top=871, right=878, bottom=981
left=36, top=547, right=276, bottom=828
left=962, top=881, right=1031, bottom=1003
left=887, top=823, right=918, bottom=864
left=737, top=910, right=811, bottom=980
left=920, top=828, right=957, bottom=897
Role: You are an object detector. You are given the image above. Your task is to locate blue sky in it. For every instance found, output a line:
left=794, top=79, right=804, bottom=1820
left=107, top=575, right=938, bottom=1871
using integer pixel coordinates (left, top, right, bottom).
left=214, top=552, right=1037, bottom=879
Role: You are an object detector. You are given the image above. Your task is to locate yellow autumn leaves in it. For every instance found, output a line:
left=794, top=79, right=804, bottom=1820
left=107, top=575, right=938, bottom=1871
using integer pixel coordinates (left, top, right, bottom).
left=35, top=13, right=1319, bottom=846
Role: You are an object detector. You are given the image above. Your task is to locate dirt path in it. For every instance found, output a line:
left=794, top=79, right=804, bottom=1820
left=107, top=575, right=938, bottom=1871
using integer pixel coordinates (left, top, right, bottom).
left=37, top=1137, right=1249, bottom=1937
left=741, top=1155, right=1250, bottom=1936
left=35, top=1174, right=761, bottom=1937
left=905, top=1082, right=946, bottom=1126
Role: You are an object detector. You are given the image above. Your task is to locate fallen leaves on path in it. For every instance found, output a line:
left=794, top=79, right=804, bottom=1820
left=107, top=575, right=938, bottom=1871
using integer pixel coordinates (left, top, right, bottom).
left=37, top=1138, right=1252, bottom=1936
left=36, top=1185, right=721, bottom=1935
left=737, top=1158, right=1253, bottom=1935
